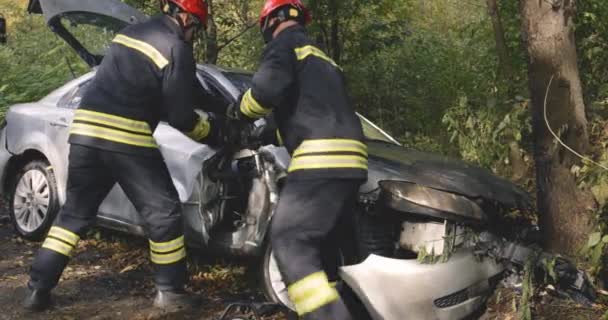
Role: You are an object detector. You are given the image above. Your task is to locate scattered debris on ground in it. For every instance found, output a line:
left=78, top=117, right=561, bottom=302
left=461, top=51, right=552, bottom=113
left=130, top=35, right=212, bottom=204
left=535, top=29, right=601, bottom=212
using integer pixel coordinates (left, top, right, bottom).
left=0, top=216, right=286, bottom=320
left=1, top=213, right=607, bottom=320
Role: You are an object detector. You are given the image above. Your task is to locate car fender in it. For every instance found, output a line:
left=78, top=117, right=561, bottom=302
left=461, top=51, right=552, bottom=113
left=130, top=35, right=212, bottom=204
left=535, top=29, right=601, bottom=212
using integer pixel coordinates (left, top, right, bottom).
left=6, top=132, right=68, bottom=204
left=6, top=106, right=69, bottom=203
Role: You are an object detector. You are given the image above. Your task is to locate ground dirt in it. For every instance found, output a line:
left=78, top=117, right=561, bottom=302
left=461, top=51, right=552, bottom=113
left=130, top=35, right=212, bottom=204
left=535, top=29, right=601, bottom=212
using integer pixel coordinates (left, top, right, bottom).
left=1, top=213, right=607, bottom=320
left=0, top=214, right=287, bottom=320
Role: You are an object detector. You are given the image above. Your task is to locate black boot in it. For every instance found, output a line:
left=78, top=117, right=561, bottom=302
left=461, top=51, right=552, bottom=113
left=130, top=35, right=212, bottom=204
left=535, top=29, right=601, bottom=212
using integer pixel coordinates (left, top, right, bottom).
left=23, top=285, right=51, bottom=311
left=153, top=290, right=199, bottom=310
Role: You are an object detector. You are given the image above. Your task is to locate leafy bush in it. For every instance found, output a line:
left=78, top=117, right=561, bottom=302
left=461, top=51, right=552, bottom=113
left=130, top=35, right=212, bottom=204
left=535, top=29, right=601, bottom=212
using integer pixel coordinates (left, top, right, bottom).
left=0, top=2, right=88, bottom=115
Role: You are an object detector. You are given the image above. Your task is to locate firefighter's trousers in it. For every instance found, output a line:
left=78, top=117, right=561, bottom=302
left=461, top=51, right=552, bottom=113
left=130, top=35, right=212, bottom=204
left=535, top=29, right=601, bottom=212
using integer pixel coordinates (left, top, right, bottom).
left=29, top=144, right=187, bottom=292
left=270, top=178, right=361, bottom=320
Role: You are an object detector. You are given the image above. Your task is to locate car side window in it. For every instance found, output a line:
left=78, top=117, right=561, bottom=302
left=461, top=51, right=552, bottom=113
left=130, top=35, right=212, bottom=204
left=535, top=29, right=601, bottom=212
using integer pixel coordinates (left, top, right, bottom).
left=58, top=80, right=91, bottom=110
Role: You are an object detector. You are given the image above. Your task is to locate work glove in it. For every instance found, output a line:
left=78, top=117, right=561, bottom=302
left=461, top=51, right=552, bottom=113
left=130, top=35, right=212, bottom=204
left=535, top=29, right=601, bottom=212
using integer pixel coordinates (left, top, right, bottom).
left=248, top=116, right=280, bottom=147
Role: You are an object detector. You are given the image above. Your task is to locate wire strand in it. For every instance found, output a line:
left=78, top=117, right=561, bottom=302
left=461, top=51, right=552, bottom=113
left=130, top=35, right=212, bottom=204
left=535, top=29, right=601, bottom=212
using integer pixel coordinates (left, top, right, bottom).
left=543, top=74, right=608, bottom=171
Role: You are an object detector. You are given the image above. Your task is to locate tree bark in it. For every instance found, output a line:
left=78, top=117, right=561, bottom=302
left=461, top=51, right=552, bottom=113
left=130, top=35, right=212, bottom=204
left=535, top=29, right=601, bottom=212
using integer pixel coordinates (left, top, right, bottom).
left=486, top=0, right=513, bottom=79
left=329, top=0, right=341, bottom=63
left=521, top=0, right=594, bottom=254
left=204, top=0, right=218, bottom=64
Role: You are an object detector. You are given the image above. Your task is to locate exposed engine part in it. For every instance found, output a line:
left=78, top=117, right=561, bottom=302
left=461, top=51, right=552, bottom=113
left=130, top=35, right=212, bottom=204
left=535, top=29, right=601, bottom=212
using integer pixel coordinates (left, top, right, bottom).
left=223, top=151, right=283, bottom=256
left=194, top=167, right=225, bottom=245
left=356, top=208, right=397, bottom=258
left=399, top=220, right=466, bottom=255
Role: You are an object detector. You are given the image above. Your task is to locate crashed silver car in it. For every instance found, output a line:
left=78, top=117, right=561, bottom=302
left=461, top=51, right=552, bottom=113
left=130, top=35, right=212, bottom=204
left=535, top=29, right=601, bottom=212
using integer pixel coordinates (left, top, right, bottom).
left=3, top=0, right=593, bottom=319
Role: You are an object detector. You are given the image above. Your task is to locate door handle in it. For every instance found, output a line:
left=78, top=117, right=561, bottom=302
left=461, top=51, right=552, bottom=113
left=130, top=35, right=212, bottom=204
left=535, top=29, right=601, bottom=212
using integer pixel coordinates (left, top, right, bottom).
left=50, top=121, right=69, bottom=128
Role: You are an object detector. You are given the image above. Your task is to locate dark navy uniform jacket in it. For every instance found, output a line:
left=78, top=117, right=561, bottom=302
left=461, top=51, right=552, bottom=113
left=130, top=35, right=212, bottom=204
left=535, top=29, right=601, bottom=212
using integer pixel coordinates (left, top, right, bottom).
left=71, top=15, right=219, bottom=157
left=240, top=25, right=368, bottom=180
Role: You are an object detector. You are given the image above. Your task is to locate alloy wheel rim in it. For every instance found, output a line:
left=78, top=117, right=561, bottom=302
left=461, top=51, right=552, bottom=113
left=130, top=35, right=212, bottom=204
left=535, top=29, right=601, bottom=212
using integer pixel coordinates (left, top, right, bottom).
left=268, top=250, right=296, bottom=310
left=13, top=170, right=50, bottom=233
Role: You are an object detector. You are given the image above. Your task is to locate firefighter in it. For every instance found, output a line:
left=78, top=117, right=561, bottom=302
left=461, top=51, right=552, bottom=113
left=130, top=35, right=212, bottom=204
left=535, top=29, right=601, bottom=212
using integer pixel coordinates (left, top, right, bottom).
left=236, top=1, right=367, bottom=319
left=24, top=0, right=219, bottom=311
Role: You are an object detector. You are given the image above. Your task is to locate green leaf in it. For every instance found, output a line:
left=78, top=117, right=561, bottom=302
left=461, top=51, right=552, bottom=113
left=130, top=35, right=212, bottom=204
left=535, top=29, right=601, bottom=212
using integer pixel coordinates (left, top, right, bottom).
left=602, top=235, right=608, bottom=243
left=588, top=232, right=602, bottom=248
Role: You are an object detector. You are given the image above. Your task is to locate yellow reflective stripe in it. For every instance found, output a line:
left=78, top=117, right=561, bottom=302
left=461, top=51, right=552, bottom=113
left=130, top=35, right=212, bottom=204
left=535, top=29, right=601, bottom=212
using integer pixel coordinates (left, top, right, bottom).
left=113, top=34, right=169, bottom=69
left=185, top=117, right=211, bottom=141
left=294, top=45, right=341, bottom=69
left=299, top=139, right=367, bottom=150
left=293, top=139, right=368, bottom=157
left=150, top=247, right=187, bottom=265
left=70, top=123, right=157, bottom=148
left=288, top=271, right=340, bottom=316
left=240, top=89, right=271, bottom=119
left=48, top=226, right=80, bottom=246
left=149, top=235, right=185, bottom=253
left=276, top=129, right=284, bottom=146
left=289, top=155, right=368, bottom=172
left=42, top=238, right=74, bottom=257
left=75, top=109, right=152, bottom=134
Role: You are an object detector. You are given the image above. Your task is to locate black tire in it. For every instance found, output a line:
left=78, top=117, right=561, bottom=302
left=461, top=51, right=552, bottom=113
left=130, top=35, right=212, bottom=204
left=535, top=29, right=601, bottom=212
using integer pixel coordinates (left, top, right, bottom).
left=8, top=160, right=60, bottom=241
left=258, top=214, right=359, bottom=312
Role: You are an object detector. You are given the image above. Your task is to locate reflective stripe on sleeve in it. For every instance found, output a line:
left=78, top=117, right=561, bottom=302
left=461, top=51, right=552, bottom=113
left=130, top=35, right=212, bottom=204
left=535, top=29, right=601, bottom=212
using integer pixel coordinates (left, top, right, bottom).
left=113, top=34, right=169, bottom=69
left=240, top=89, right=272, bottom=119
left=288, top=271, right=340, bottom=316
left=185, top=116, right=211, bottom=141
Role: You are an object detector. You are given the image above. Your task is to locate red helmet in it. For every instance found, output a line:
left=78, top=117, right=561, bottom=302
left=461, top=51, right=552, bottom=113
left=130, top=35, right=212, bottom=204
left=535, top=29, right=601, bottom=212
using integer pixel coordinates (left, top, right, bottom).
left=259, top=0, right=312, bottom=26
left=167, top=0, right=209, bottom=27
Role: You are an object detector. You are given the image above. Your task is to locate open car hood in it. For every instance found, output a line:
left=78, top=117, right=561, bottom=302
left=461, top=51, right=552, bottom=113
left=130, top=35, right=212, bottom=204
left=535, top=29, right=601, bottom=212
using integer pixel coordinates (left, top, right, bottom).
left=366, top=141, right=532, bottom=211
left=28, top=0, right=148, bottom=67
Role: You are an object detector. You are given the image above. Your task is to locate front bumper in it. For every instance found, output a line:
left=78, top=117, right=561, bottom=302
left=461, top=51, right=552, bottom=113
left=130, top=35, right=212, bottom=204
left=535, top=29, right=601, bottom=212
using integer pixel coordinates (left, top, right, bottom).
left=339, top=250, right=505, bottom=320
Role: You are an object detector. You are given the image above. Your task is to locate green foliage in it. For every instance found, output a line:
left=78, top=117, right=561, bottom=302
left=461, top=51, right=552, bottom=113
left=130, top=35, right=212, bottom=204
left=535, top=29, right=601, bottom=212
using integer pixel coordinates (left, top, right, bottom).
left=0, top=1, right=88, bottom=114
left=442, top=96, right=531, bottom=171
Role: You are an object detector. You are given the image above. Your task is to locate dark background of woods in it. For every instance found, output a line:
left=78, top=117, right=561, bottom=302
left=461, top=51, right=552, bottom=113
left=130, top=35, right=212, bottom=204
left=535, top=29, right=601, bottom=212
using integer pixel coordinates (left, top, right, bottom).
left=2, top=0, right=608, bottom=290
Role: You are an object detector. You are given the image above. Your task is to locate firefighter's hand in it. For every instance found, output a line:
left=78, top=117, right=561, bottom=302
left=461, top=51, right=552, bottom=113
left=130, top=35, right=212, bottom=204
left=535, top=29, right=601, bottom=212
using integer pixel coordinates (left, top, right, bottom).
left=248, top=121, right=278, bottom=147
left=222, top=118, right=253, bottom=148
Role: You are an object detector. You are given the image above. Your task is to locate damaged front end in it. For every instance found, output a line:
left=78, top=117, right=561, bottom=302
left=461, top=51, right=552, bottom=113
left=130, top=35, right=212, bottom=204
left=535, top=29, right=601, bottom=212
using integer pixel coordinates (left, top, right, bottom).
left=340, top=180, right=595, bottom=320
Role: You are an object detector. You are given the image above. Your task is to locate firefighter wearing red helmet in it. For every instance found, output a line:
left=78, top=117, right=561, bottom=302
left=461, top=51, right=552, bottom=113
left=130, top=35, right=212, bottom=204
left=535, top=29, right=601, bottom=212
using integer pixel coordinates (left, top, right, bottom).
left=24, top=0, right=225, bottom=312
left=237, top=0, right=367, bottom=319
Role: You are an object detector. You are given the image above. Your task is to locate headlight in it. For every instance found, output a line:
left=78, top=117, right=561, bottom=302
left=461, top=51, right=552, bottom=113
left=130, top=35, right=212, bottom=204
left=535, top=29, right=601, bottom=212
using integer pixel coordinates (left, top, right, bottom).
left=378, top=180, right=486, bottom=224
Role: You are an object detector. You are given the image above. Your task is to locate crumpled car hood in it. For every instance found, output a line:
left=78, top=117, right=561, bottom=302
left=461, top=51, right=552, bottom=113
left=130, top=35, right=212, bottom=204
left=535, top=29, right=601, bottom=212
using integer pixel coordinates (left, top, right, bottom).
left=364, top=141, right=532, bottom=210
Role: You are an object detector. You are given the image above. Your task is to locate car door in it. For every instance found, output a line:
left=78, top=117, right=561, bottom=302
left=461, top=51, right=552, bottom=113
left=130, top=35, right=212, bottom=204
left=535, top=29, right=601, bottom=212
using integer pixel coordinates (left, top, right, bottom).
left=27, top=0, right=150, bottom=229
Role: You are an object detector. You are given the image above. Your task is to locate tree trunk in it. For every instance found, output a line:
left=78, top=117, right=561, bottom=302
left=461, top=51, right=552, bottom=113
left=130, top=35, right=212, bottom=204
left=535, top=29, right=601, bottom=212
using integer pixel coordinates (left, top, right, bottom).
left=521, top=0, right=594, bottom=255
left=329, top=0, right=341, bottom=63
left=204, top=0, right=218, bottom=64
left=486, top=0, right=513, bottom=78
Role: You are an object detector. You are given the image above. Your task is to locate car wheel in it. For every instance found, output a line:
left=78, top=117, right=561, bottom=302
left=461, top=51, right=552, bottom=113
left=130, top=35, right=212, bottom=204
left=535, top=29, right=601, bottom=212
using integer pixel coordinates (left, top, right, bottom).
left=259, top=241, right=348, bottom=312
left=9, top=160, right=60, bottom=241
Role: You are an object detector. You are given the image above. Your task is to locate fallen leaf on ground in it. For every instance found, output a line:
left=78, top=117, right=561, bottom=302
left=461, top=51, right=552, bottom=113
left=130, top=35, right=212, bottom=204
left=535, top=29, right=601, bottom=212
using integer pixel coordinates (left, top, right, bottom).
left=120, top=264, right=139, bottom=273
